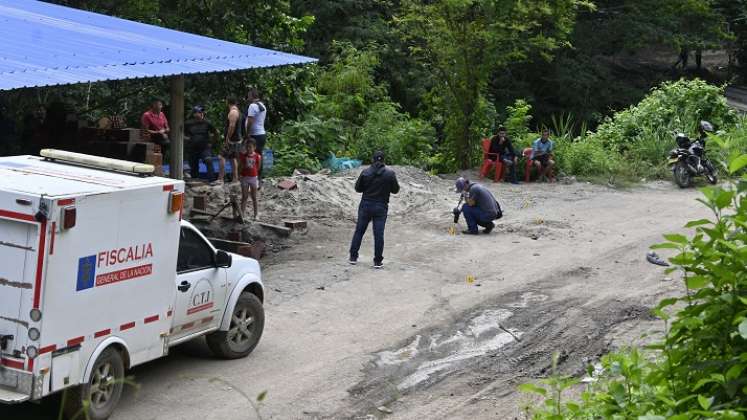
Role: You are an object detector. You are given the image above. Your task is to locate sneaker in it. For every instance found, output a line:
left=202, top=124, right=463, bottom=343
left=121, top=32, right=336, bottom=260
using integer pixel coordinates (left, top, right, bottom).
left=349, top=259, right=358, bottom=265
left=462, top=230, right=479, bottom=235
left=483, top=222, right=495, bottom=234
left=373, top=262, right=384, bottom=269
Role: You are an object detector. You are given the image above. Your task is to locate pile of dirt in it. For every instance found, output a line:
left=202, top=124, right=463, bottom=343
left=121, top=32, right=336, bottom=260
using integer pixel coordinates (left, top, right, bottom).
left=182, top=166, right=453, bottom=254
left=260, top=166, right=450, bottom=223
left=184, top=166, right=452, bottom=225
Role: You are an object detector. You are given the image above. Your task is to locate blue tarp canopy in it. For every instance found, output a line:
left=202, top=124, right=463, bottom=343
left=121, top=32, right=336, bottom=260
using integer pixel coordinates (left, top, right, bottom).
left=0, top=0, right=317, bottom=91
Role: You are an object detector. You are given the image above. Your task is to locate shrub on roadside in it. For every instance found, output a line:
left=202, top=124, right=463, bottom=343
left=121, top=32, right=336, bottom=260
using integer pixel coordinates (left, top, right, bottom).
left=521, top=151, right=747, bottom=418
left=587, top=78, right=737, bottom=178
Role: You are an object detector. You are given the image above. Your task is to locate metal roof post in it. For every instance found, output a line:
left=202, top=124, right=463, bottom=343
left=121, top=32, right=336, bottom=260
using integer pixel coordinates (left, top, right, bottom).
left=169, top=75, right=184, bottom=180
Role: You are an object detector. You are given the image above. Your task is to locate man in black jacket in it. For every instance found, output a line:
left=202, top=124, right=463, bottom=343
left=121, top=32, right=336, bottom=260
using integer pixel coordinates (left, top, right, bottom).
left=349, top=151, right=400, bottom=268
left=489, top=127, right=519, bottom=184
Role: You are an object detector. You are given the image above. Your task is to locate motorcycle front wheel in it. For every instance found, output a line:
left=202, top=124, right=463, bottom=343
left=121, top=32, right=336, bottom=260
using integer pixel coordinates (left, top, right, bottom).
left=704, top=161, right=718, bottom=185
left=673, top=162, right=692, bottom=188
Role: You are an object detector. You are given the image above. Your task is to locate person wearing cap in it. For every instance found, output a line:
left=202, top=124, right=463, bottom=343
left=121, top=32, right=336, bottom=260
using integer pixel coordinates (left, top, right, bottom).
left=349, top=151, right=400, bottom=269
left=455, top=177, right=499, bottom=235
left=184, top=105, right=220, bottom=182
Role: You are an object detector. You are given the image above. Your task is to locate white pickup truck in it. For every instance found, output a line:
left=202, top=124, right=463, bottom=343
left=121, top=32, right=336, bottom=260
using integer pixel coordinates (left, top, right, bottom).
left=0, top=151, right=265, bottom=420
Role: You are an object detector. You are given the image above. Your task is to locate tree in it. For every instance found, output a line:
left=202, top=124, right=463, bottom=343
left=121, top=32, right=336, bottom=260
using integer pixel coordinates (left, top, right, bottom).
left=399, top=0, right=592, bottom=169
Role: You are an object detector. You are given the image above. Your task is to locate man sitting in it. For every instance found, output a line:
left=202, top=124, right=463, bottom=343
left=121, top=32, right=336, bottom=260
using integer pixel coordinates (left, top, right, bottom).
left=489, top=126, right=519, bottom=184
left=455, top=177, right=500, bottom=235
left=532, top=129, right=555, bottom=182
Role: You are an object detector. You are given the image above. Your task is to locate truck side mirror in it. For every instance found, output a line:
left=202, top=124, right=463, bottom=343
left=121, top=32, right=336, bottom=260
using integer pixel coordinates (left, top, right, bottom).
left=215, top=250, right=232, bottom=268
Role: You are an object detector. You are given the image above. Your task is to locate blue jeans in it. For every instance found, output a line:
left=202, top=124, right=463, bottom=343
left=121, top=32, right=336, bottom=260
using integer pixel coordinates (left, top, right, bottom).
left=462, top=204, right=494, bottom=233
left=349, top=200, right=388, bottom=264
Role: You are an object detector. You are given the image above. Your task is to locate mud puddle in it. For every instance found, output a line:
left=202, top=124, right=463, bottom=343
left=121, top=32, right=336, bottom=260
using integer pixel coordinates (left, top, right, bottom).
left=375, top=309, right=521, bottom=391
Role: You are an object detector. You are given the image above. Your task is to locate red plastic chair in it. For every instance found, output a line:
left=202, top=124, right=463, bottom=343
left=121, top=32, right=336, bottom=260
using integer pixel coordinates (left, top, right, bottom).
left=523, top=147, right=555, bottom=182
left=479, top=138, right=504, bottom=182
left=522, top=147, right=534, bottom=182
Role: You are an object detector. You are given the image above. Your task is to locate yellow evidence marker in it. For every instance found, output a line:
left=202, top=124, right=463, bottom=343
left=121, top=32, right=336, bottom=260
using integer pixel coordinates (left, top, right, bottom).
left=448, top=225, right=457, bottom=235
left=466, top=274, right=475, bottom=284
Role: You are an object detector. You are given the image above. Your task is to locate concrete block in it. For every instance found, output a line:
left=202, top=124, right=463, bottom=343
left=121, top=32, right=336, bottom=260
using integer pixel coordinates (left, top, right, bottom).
left=257, top=222, right=291, bottom=237
left=277, top=179, right=298, bottom=190
left=193, top=195, right=207, bottom=211
left=283, top=220, right=307, bottom=230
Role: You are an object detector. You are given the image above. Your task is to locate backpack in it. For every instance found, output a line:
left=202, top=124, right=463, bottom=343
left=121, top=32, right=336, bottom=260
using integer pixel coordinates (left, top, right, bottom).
left=494, top=200, right=503, bottom=220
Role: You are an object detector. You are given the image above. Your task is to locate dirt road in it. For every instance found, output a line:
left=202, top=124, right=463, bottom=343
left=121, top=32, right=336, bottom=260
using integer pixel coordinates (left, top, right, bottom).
left=5, top=172, right=708, bottom=420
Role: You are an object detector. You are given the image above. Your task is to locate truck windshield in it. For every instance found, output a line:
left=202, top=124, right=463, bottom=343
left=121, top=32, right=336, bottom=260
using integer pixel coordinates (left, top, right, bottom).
left=177, top=228, right=215, bottom=273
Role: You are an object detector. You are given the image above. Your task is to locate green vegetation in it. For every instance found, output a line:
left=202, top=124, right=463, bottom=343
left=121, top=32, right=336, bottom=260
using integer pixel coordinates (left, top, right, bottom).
left=267, top=45, right=434, bottom=175
left=1, top=1, right=743, bottom=180
left=521, top=151, right=747, bottom=418
left=518, top=79, right=737, bottom=182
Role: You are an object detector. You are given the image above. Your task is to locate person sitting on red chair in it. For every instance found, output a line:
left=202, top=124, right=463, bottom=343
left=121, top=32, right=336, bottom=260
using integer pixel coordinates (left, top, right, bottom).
left=531, top=129, right=555, bottom=182
left=489, top=127, right=519, bottom=184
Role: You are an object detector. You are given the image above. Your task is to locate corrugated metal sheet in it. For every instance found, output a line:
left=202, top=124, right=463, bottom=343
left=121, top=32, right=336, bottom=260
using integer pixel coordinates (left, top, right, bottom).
left=0, top=0, right=317, bottom=91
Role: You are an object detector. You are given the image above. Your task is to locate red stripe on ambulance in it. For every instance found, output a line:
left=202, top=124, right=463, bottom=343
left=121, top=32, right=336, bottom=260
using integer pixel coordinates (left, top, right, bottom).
left=32, top=221, right=47, bottom=309
left=187, top=302, right=213, bottom=315
left=162, top=185, right=174, bottom=191
left=39, top=344, right=57, bottom=355
left=144, top=315, right=159, bottom=324
left=94, top=329, right=111, bottom=338
left=57, top=198, right=75, bottom=206
left=0, top=209, right=35, bottom=222
left=201, top=316, right=214, bottom=325
left=67, top=336, right=84, bottom=347
left=1, top=357, right=24, bottom=370
left=119, top=322, right=136, bottom=331
left=95, top=263, right=152, bottom=287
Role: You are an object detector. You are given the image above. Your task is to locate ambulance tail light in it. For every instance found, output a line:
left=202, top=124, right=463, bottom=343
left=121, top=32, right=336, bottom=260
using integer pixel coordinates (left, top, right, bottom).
left=61, top=207, right=76, bottom=230
left=169, top=192, right=184, bottom=214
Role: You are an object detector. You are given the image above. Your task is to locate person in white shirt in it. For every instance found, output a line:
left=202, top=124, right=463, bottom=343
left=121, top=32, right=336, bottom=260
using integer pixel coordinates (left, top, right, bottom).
left=245, top=88, right=267, bottom=180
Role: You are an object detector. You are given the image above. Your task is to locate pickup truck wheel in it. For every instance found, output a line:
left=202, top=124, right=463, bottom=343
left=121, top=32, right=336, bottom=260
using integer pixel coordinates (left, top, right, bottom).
left=207, top=292, right=264, bottom=359
left=63, top=348, right=125, bottom=420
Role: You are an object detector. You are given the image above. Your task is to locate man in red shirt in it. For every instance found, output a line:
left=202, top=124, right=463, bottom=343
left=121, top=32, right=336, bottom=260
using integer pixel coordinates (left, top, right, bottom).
left=238, top=138, right=261, bottom=220
left=141, top=99, right=170, bottom=155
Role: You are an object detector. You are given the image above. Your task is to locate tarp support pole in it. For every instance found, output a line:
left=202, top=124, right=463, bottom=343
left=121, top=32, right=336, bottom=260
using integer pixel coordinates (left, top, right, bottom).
left=169, top=75, right=185, bottom=180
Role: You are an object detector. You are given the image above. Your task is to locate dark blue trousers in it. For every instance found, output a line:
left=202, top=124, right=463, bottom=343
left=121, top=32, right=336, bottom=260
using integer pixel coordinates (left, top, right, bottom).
left=349, top=199, right=388, bottom=264
left=462, top=204, right=494, bottom=233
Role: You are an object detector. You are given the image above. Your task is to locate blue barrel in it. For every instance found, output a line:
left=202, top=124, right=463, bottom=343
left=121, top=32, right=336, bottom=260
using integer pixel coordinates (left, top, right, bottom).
left=262, top=149, right=274, bottom=171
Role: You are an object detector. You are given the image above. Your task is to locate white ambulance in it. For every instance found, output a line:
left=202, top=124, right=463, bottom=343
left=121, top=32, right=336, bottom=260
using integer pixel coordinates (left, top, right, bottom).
left=0, top=151, right=265, bottom=420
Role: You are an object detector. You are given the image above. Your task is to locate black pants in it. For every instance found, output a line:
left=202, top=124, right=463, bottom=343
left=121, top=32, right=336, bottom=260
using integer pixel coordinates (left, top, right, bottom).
left=189, top=145, right=215, bottom=181
left=349, top=200, right=388, bottom=264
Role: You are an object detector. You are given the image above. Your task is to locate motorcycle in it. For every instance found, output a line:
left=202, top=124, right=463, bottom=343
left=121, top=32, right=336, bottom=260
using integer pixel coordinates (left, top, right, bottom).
left=668, top=121, right=718, bottom=188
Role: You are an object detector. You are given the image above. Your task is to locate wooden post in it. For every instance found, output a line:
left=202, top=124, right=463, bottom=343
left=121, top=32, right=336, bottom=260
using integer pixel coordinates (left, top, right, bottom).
left=169, top=75, right=185, bottom=180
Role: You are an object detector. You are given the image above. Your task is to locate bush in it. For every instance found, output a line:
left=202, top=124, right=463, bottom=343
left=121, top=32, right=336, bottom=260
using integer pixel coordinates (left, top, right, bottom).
left=509, top=79, right=738, bottom=181
left=522, top=151, right=747, bottom=418
left=586, top=78, right=737, bottom=178
left=554, top=136, right=620, bottom=179
left=268, top=44, right=436, bottom=175
left=353, top=102, right=435, bottom=167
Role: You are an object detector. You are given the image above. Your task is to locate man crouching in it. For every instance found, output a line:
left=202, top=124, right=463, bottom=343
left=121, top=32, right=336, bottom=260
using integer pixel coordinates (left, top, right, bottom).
left=454, top=177, right=501, bottom=235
